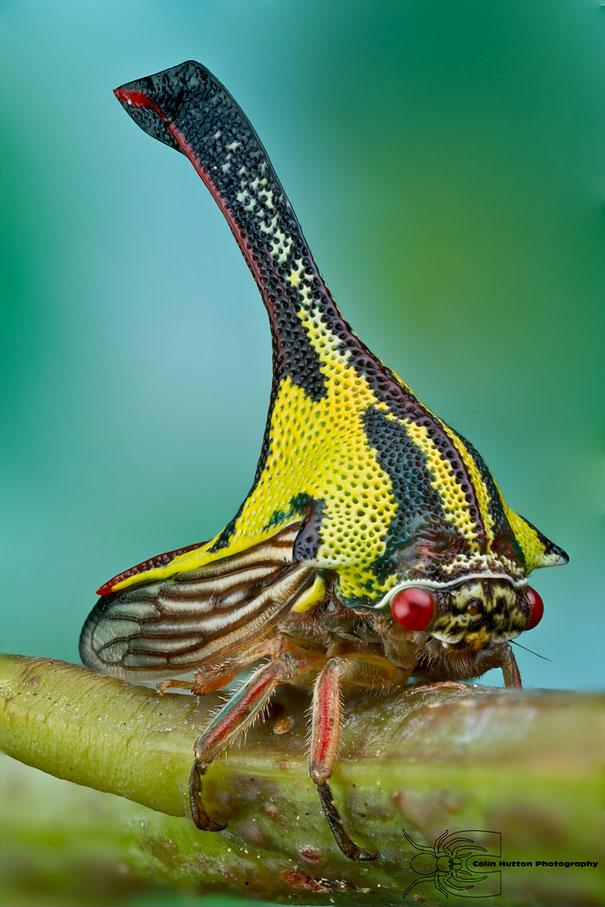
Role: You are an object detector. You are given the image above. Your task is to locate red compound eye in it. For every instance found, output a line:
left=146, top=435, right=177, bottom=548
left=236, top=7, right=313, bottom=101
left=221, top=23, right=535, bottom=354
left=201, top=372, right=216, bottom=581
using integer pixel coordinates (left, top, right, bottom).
left=526, top=587, right=544, bottom=630
left=391, top=587, right=436, bottom=631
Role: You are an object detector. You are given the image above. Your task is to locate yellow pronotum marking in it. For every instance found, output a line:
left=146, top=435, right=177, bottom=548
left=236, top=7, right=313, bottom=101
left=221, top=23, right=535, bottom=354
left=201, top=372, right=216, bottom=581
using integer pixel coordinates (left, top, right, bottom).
left=291, top=573, right=327, bottom=613
left=111, top=294, right=552, bottom=599
left=115, top=305, right=399, bottom=600
left=438, top=420, right=495, bottom=544
left=402, top=420, right=481, bottom=548
left=502, top=504, right=548, bottom=572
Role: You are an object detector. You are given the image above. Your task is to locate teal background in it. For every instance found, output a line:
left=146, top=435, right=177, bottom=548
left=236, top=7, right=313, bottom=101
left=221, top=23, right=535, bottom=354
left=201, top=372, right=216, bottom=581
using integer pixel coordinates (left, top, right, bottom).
left=2, top=0, right=604, bottom=695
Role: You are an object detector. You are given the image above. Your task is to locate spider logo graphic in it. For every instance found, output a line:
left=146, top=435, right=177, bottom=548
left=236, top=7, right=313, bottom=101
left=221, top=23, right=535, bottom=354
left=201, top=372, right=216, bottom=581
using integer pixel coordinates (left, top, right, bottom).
left=402, top=828, right=503, bottom=899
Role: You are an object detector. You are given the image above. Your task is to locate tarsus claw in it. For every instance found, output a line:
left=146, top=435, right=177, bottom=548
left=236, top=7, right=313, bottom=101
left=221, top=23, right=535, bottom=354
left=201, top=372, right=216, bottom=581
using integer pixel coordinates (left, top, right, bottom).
left=317, top=782, right=377, bottom=861
left=189, top=763, right=227, bottom=832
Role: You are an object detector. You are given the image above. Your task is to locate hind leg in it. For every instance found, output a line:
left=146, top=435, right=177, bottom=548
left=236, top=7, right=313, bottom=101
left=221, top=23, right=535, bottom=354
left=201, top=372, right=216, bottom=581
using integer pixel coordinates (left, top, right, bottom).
left=157, top=638, right=280, bottom=696
left=189, top=637, right=321, bottom=830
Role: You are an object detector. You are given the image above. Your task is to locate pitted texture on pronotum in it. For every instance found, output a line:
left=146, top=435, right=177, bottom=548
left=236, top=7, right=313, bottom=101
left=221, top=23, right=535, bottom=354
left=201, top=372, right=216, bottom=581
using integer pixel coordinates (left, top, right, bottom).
left=78, top=59, right=570, bottom=865
left=100, top=60, right=567, bottom=607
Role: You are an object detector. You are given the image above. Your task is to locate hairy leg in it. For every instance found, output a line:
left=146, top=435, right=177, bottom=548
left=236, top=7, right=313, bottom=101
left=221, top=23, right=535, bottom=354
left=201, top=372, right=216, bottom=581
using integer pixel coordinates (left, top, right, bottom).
left=190, top=638, right=321, bottom=830
left=310, top=652, right=406, bottom=861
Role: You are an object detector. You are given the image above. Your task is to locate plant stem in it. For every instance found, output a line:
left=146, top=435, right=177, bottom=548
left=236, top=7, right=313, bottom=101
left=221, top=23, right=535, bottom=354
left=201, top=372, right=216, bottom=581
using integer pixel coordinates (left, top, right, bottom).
left=0, top=654, right=603, bottom=906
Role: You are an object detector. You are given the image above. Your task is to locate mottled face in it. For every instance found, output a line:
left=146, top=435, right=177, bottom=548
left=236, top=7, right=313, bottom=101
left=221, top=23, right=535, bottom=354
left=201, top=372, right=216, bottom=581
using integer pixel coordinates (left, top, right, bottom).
left=389, top=578, right=544, bottom=651
left=431, top=580, right=529, bottom=650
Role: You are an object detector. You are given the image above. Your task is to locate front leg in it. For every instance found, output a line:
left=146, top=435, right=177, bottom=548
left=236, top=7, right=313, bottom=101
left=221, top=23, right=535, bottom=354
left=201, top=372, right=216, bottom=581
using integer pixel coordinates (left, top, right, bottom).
left=472, top=642, right=523, bottom=688
left=500, top=644, right=522, bottom=688
left=462, top=641, right=522, bottom=687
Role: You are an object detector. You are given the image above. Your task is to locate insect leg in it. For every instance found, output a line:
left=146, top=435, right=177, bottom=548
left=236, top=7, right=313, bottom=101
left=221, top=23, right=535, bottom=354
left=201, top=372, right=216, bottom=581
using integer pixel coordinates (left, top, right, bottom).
left=157, top=669, right=239, bottom=696
left=158, top=638, right=281, bottom=696
left=310, top=656, right=382, bottom=861
left=190, top=640, right=318, bottom=831
left=500, top=644, right=522, bottom=688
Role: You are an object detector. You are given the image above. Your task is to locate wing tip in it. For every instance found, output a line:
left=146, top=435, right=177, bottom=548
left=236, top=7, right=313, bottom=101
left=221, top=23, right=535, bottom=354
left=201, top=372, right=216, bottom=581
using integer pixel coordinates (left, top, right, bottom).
left=95, top=540, right=208, bottom=598
left=95, top=581, right=113, bottom=597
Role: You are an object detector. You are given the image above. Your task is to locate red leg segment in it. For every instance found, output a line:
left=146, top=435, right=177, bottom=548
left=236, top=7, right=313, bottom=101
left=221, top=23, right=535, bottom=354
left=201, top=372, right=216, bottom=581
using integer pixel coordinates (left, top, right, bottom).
left=309, top=653, right=405, bottom=861
left=189, top=640, right=317, bottom=831
left=309, top=658, right=342, bottom=787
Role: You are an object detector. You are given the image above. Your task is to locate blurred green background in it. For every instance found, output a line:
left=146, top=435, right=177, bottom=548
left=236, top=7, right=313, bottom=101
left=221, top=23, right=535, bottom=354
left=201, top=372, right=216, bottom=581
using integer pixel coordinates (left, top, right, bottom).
left=1, top=0, right=604, bottom=702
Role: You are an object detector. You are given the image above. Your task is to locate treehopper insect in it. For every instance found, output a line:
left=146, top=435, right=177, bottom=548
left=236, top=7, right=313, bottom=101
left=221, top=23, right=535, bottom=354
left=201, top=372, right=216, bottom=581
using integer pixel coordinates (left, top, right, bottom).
left=80, top=61, right=568, bottom=860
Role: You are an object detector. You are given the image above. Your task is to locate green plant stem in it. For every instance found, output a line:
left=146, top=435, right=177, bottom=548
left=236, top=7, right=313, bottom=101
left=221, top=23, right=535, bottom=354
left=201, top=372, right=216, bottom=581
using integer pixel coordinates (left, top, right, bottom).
left=0, top=654, right=603, bottom=906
